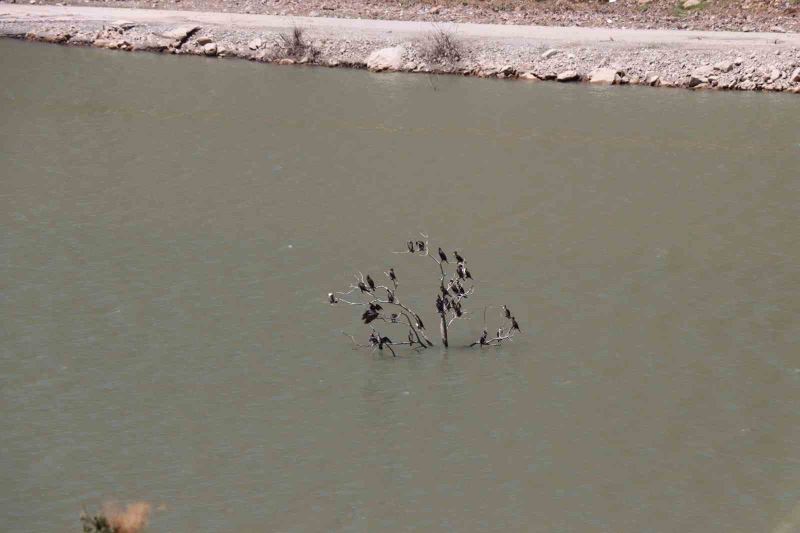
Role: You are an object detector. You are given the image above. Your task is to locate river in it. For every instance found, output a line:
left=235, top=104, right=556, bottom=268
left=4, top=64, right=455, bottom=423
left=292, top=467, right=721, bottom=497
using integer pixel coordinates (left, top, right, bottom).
left=1, top=39, right=799, bottom=532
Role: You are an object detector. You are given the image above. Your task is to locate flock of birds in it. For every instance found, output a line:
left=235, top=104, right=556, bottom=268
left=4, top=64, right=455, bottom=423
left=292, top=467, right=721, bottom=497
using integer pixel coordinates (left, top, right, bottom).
left=328, top=239, right=521, bottom=352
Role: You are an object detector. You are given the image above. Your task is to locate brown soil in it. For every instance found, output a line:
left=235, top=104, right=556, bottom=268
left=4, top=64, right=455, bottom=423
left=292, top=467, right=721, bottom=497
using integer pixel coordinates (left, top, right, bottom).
left=24, top=0, right=800, bottom=33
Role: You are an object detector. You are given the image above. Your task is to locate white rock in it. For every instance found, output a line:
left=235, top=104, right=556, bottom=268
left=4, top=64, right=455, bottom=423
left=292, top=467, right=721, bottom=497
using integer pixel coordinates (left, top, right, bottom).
left=734, top=57, right=744, bottom=65
left=589, top=67, right=619, bottom=84
left=202, top=42, right=218, bottom=56
left=556, top=70, right=580, bottom=82
left=770, top=68, right=781, bottom=81
left=542, top=49, right=559, bottom=59
left=714, top=61, right=734, bottom=73
left=163, top=25, right=200, bottom=43
left=519, top=72, right=538, bottom=80
left=248, top=38, right=263, bottom=50
left=111, top=20, right=136, bottom=30
left=366, top=46, right=405, bottom=71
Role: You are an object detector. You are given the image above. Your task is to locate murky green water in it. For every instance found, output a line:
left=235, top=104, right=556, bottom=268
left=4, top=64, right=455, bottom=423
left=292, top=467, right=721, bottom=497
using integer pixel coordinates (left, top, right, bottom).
left=1, top=39, right=799, bottom=532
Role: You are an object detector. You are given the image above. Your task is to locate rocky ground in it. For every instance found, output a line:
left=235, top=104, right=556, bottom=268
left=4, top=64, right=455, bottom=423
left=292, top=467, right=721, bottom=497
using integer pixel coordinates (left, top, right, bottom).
left=20, top=0, right=800, bottom=33
left=2, top=4, right=799, bottom=93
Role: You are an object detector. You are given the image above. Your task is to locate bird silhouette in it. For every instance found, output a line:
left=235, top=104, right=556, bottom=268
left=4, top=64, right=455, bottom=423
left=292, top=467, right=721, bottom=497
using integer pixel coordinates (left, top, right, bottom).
left=328, top=293, right=337, bottom=304
left=454, top=251, right=465, bottom=263
left=438, top=248, right=449, bottom=263
left=366, top=275, right=376, bottom=291
left=362, top=308, right=379, bottom=324
left=503, top=305, right=512, bottom=319
left=511, top=317, right=521, bottom=332
left=389, top=268, right=397, bottom=282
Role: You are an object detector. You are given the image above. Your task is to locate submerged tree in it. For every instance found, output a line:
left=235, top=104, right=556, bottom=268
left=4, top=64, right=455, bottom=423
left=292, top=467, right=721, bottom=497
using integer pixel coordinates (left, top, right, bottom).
left=328, top=234, right=520, bottom=354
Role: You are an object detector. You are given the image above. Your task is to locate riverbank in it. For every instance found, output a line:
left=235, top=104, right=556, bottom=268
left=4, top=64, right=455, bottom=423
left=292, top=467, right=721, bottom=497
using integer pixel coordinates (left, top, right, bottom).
left=2, top=4, right=799, bottom=93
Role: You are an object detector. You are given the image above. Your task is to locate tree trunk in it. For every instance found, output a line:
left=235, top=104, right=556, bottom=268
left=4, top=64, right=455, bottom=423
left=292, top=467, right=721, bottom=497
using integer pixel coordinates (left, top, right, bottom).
left=439, top=313, right=449, bottom=348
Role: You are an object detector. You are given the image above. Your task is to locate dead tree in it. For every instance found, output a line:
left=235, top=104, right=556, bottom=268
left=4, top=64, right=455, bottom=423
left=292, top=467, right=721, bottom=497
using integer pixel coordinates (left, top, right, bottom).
left=327, top=233, right=520, bottom=354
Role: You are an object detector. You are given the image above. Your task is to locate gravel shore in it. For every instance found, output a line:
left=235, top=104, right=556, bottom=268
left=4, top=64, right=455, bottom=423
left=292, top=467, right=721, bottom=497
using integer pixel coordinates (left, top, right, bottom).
left=2, top=4, right=799, bottom=93
left=24, top=0, right=800, bottom=34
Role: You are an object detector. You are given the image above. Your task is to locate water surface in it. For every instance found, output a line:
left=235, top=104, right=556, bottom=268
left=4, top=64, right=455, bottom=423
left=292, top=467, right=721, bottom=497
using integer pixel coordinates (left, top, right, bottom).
left=1, top=39, right=799, bottom=532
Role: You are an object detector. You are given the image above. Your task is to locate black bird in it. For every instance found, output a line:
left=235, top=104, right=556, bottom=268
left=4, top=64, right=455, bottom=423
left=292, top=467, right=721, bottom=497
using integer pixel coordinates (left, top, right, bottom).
left=465, top=269, right=473, bottom=280
left=438, top=247, right=449, bottom=263
left=440, top=282, right=450, bottom=297
left=362, top=308, right=380, bottom=324
left=328, top=292, right=337, bottom=304
left=435, top=295, right=445, bottom=313
left=511, top=317, right=521, bottom=332
left=389, top=268, right=397, bottom=283
left=503, top=305, right=512, bottom=319
left=378, top=336, right=395, bottom=356
left=366, top=275, right=376, bottom=291
left=369, top=302, right=383, bottom=312
left=454, top=302, right=463, bottom=317
left=387, top=289, right=395, bottom=303
left=415, top=313, right=425, bottom=330
left=358, top=281, right=369, bottom=293
left=456, top=263, right=466, bottom=280
left=480, top=330, right=488, bottom=345
left=369, top=331, right=379, bottom=346
left=454, top=251, right=465, bottom=263
left=417, top=240, right=426, bottom=252
left=390, top=313, right=399, bottom=323
left=407, top=241, right=415, bottom=253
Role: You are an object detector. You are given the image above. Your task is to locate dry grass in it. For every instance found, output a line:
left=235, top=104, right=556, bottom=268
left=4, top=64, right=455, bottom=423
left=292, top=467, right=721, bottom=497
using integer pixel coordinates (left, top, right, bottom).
left=422, top=26, right=463, bottom=65
left=81, top=502, right=151, bottom=533
left=275, top=26, right=320, bottom=61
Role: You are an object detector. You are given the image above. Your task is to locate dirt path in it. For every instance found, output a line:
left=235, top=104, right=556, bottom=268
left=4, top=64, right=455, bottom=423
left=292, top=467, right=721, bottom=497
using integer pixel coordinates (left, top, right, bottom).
left=2, top=4, right=798, bottom=50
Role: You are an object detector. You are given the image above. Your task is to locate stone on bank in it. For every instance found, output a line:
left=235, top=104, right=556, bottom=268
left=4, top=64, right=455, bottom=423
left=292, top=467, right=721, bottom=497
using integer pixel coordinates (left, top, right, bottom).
left=366, top=46, right=405, bottom=71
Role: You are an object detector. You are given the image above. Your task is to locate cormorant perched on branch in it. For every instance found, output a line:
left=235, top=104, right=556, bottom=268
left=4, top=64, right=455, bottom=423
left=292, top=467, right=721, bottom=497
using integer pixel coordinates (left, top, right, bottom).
left=454, top=251, right=465, bottom=263
left=456, top=263, right=466, bottom=280
left=417, top=241, right=426, bottom=252
left=358, top=281, right=370, bottom=293
left=328, top=292, right=337, bottom=304
left=369, top=302, right=383, bottom=312
left=362, top=308, right=379, bottom=324
left=511, top=317, right=521, bottom=332
left=438, top=247, right=449, bottom=263
left=435, top=295, right=445, bottom=313
left=387, top=289, right=395, bottom=303
left=366, top=274, right=376, bottom=291
left=378, top=336, right=395, bottom=356
left=471, top=330, right=489, bottom=347
left=440, top=282, right=450, bottom=297
left=407, top=241, right=415, bottom=253
left=503, top=305, right=512, bottom=319
left=465, top=268, right=473, bottom=280
left=390, top=313, right=399, bottom=323
left=389, top=268, right=397, bottom=283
